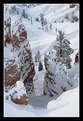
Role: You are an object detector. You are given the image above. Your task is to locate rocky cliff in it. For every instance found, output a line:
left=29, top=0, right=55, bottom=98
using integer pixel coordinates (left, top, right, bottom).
left=4, top=5, right=35, bottom=95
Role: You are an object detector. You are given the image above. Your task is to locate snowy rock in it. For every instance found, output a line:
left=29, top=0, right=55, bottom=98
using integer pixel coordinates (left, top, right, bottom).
left=11, top=17, right=35, bottom=95
left=7, top=81, right=28, bottom=105
left=70, top=4, right=76, bottom=8
left=4, top=62, right=21, bottom=92
left=43, top=50, right=72, bottom=97
left=4, top=44, right=21, bottom=92
left=75, top=52, right=79, bottom=63
left=4, top=6, right=35, bottom=95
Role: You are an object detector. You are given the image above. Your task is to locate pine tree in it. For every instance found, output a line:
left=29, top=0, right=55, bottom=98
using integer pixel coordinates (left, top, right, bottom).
left=11, top=5, right=16, bottom=13
left=54, top=30, right=74, bottom=68
left=17, top=9, right=19, bottom=15
left=40, top=13, right=47, bottom=26
left=31, top=16, right=32, bottom=24
left=71, top=12, right=78, bottom=23
left=35, top=17, right=40, bottom=22
left=35, top=50, right=41, bottom=62
left=21, top=9, right=26, bottom=18
left=50, top=23, right=52, bottom=30
left=38, top=61, right=43, bottom=71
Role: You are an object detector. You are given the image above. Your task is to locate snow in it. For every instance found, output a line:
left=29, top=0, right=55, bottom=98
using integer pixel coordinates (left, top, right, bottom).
left=4, top=86, right=79, bottom=117
left=4, top=4, right=79, bottom=117
left=33, top=70, right=45, bottom=96
left=47, top=87, right=79, bottom=117
left=7, top=81, right=27, bottom=100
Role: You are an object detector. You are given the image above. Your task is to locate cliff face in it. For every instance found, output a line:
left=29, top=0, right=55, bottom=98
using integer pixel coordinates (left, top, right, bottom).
left=4, top=58, right=21, bottom=92
left=43, top=50, right=71, bottom=97
left=4, top=7, right=21, bottom=92
left=12, top=17, right=35, bottom=95
left=4, top=6, right=35, bottom=95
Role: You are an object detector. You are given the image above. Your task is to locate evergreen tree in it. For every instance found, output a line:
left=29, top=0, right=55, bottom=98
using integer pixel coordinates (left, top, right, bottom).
left=38, top=61, right=43, bottom=71
left=40, top=13, right=47, bottom=26
left=34, top=50, right=41, bottom=62
left=31, top=16, right=32, bottom=24
left=21, top=9, right=26, bottom=18
left=54, top=30, right=74, bottom=68
left=11, top=5, right=16, bottom=13
left=35, top=17, right=40, bottom=22
left=71, top=12, right=78, bottom=23
left=17, top=9, right=19, bottom=15
left=50, top=23, right=52, bottom=30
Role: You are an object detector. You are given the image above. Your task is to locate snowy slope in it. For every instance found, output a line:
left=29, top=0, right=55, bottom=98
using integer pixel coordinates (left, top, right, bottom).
left=5, top=4, right=79, bottom=63
left=4, top=86, right=79, bottom=117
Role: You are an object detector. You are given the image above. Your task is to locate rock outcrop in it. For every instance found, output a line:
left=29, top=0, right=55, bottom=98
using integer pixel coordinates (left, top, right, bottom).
left=11, top=17, right=35, bottom=95
left=75, top=52, right=79, bottom=63
left=4, top=5, right=35, bottom=95
left=4, top=59, right=21, bottom=92
left=70, top=4, right=76, bottom=8
left=6, top=81, right=28, bottom=105
left=43, top=50, right=71, bottom=97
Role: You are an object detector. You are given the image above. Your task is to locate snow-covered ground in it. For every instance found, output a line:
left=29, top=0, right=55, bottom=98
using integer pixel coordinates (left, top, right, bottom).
left=4, top=86, right=79, bottom=117
left=4, top=4, right=79, bottom=117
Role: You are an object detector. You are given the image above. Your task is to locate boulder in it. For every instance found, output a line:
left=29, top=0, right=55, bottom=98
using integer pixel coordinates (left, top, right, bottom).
left=70, top=4, right=76, bottom=8
left=75, top=52, right=79, bottom=63
left=9, top=81, right=28, bottom=105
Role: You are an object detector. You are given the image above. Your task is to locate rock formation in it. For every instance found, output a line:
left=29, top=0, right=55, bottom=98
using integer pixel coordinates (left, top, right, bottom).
left=43, top=50, right=71, bottom=97
left=4, top=5, right=35, bottom=95
left=5, top=81, right=28, bottom=105
left=70, top=4, right=76, bottom=8
left=11, top=17, right=35, bottom=95
left=75, top=52, right=79, bottom=63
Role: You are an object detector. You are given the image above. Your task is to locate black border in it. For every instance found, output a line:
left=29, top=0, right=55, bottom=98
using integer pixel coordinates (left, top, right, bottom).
left=0, top=0, right=80, bottom=119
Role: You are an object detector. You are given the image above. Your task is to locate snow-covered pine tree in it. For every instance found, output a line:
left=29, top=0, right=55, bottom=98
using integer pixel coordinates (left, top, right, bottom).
left=21, top=9, right=26, bottom=18
left=35, top=17, right=40, bottom=22
left=34, top=50, right=41, bottom=62
left=71, top=12, right=78, bottom=23
left=50, top=23, right=52, bottom=30
left=38, top=61, right=43, bottom=71
left=54, top=30, right=74, bottom=69
left=11, top=5, right=16, bottom=14
left=40, top=13, right=47, bottom=26
left=17, top=9, right=19, bottom=15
